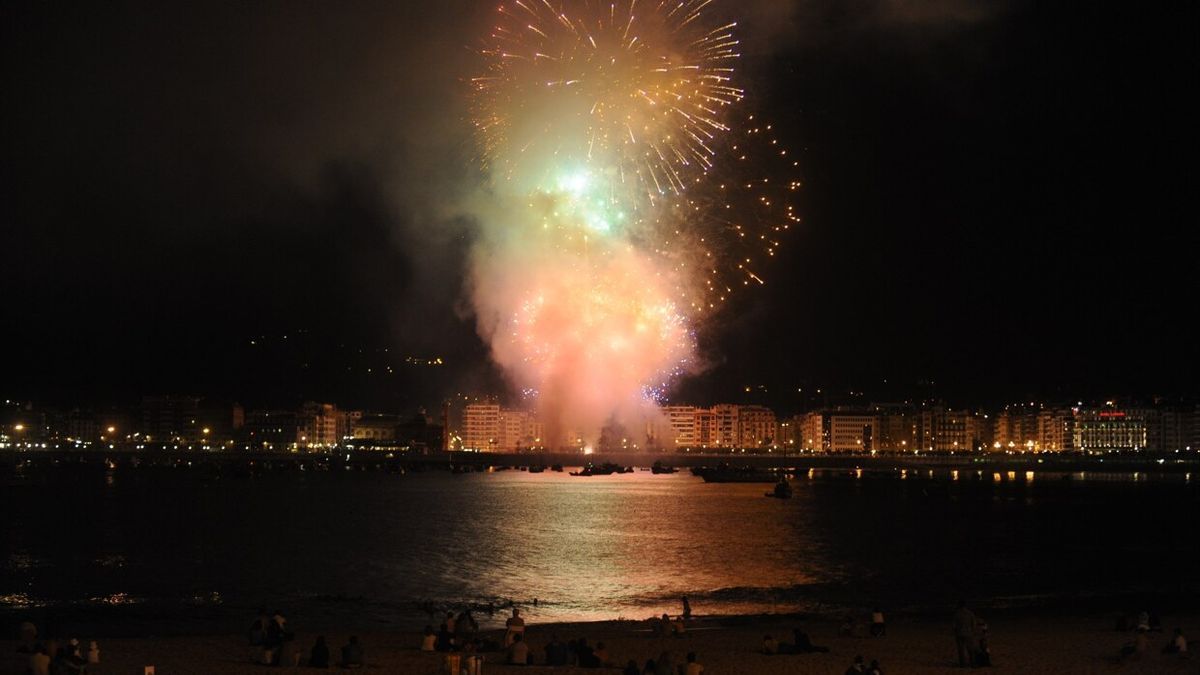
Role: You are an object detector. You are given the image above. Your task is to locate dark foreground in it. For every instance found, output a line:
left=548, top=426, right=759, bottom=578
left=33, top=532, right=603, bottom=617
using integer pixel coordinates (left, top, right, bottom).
left=3, top=608, right=1196, bottom=674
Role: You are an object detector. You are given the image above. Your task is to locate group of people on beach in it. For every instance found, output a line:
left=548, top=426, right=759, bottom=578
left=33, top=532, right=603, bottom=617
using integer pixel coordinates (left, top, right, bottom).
left=17, top=622, right=98, bottom=675
left=521, top=633, right=612, bottom=668
left=760, top=625, right=883, bottom=674
left=1116, top=609, right=1190, bottom=662
left=757, top=601, right=983, bottom=671
left=761, top=625, right=832, bottom=655
left=837, top=607, right=887, bottom=638
left=247, top=607, right=365, bottom=668
left=419, top=607, right=496, bottom=655
left=622, top=650, right=705, bottom=675
left=416, top=604, right=710, bottom=673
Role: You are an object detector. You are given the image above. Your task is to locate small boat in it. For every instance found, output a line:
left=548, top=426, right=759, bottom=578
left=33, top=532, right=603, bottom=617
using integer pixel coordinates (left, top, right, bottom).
left=570, top=462, right=622, bottom=476
left=765, top=479, right=793, bottom=499
left=699, top=464, right=779, bottom=483
left=651, top=460, right=678, bottom=474
left=551, top=464, right=564, bottom=472
left=528, top=465, right=545, bottom=473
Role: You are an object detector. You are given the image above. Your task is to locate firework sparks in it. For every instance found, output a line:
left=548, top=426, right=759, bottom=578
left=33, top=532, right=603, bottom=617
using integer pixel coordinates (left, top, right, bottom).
left=466, top=0, right=798, bottom=447
left=474, top=0, right=743, bottom=200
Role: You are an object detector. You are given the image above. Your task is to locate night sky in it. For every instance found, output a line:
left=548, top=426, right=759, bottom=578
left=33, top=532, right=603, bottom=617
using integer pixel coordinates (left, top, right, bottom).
left=3, top=1, right=1195, bottom=413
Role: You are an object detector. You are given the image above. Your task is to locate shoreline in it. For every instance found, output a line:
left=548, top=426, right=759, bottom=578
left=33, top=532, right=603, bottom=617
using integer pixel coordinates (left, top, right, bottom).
left=5, top=586, right=1200, bottom=640
left=4, top=606, right=1196, bottom=674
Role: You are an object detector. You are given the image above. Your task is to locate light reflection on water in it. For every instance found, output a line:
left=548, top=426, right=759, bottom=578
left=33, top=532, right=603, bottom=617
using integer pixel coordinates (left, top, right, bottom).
left=379, top=472, right=827, bottom=622
left=1, top=468, right=1197, bottom=629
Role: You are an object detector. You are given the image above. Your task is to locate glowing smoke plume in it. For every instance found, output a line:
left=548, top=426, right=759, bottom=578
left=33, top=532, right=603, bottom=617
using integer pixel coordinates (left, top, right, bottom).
left=466, top=0, right=793, bottom=448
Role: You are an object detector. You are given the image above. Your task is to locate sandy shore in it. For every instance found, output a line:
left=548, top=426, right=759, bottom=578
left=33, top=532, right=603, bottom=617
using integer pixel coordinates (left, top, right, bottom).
left=3, top=610, right=1196, bottom=674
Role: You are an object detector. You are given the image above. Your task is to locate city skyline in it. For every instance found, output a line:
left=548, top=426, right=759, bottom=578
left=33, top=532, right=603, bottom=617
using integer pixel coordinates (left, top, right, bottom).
left=4, top=392, right=1196, bottom=455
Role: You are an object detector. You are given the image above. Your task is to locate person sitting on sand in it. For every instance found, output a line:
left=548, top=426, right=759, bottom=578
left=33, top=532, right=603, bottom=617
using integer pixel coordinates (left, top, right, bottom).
left=545, top=635, right=568, bottom=666
left=505, top=608, right=526, bottom=647
left=265, top=616, right=282, bottom=648
left=1119, top=627, right=1150, bottom=662
left=456, top=610, right=479, bottom=643
left=841, top=612, right=866, bottom=638
left=844, top=654, right=866, bottom=674
left=868, top=658, right=883, bottom=675
left=793, top=627, right=830, bottom=653
left=29, top=644, right=51, bottom=675
left=271, top=610, right=290, bottom=642
left=953, top=600, right=979, bottom=667
left=19, top=621, right=38, bottom=653
left=575, top=637, right=600, bottom=668
left=248, top=608, right=269, bottom=646
left=67, top=640, right=90, bottom=674
left=277, top=633, right=303, bottom=667
left=48, top=645, right=69, bottom=675
left=653, top=651, right=674, bottom=675
left=1162, top=627, right=1188, bottom=655
left=420, top=625, right=436, bottom=651
left=594, top=641, right=612, bottom=667
left=974, top=624, right=992, bottom=667
left=656, top=613, right=672, bottom=637
left=566, top=638, right=579, bottom=665
left=258, top=645, right=276, bottom=665
left=51, top=642, right=86, bottom=675
left=340, top=636, right=364, bottom=668
left=762, top=635, right=778, bottom=654
left=870, top=607, right=886, bottom=637
left=309, top=635, right=330, bottom=668
left=684, top=651, right=704, bottom=675
left=506, top=633, right=529, bottom=665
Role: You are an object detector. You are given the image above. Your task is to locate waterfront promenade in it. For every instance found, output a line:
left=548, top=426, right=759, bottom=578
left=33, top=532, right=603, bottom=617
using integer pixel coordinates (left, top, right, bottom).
left=3, top=446, right=1196, bottom=479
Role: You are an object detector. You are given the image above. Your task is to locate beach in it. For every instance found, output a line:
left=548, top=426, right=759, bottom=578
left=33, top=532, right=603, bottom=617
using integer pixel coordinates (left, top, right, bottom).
left=5, top=609, right=1195, bottom=674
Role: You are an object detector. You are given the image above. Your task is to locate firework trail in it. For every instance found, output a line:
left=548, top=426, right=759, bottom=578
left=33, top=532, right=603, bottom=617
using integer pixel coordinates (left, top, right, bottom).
left=467, top=0, right=798, bottom=448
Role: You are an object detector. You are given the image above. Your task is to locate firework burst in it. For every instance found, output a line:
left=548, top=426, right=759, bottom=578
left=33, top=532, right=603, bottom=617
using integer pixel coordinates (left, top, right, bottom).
left=473, top=0, right=743, bottom=200
left=465, top=0, right=798, bottom=447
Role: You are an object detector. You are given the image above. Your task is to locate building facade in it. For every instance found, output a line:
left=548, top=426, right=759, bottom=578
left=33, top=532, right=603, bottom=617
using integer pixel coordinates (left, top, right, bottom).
left=463, top=403, right=501, bottom=451
left=1074, top=408, right=1146, bottom=451
left=828, top=413, right=876, bottom=453
left=738, top=405, right=777, bottom=447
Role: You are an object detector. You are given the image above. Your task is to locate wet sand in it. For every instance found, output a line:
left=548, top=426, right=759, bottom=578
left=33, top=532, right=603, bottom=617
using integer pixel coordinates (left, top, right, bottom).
left=3, top=610, right=1195, bottom=674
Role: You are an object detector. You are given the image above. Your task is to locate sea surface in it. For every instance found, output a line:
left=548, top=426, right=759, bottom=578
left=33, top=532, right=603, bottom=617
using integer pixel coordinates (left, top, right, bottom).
left=2, top=465, right=1197, bottom=635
